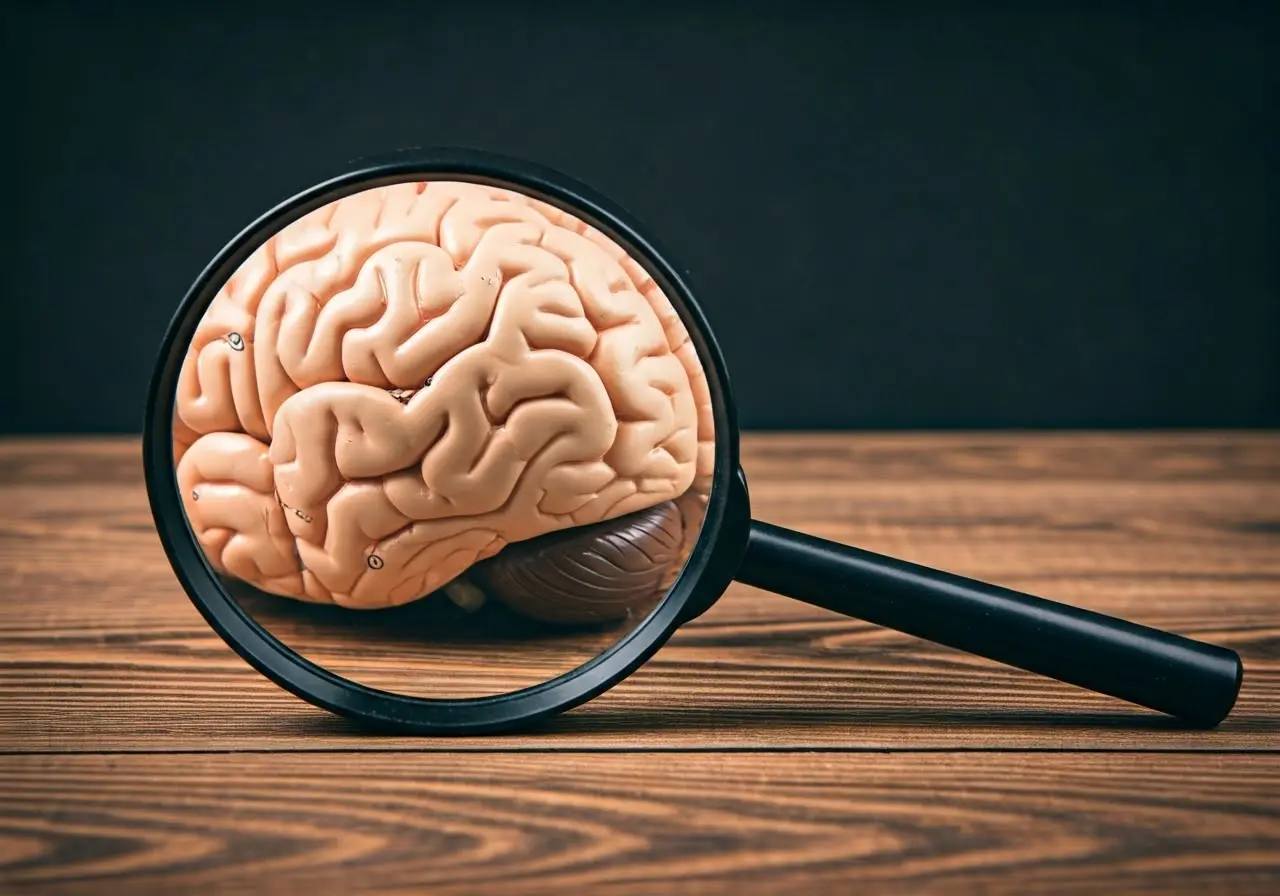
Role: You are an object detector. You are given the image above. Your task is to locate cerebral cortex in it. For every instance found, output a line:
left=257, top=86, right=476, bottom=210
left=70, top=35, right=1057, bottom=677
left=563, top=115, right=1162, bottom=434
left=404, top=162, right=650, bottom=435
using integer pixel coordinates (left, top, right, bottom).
left=174, top=181, right=714, bottom=609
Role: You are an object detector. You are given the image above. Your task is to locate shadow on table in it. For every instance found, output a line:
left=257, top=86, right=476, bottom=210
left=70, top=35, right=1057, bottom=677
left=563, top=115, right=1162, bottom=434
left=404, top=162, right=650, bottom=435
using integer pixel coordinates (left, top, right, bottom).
left=539, top=704, right=1201, bottom=734
left=226, top=579, right=628, bottom=645
left=514, top=703, right=1280, bottom=735
left=276, top=700, right=1280, bottom=738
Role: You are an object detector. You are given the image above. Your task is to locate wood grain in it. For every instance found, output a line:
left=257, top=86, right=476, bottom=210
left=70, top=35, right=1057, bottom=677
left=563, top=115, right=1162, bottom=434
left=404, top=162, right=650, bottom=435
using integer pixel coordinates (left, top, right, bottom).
left=1, top=434, right=1277, bottom=893
left=1, top=433, right=1278, bottom=751
left=1, top=752, right=1278, bottom=895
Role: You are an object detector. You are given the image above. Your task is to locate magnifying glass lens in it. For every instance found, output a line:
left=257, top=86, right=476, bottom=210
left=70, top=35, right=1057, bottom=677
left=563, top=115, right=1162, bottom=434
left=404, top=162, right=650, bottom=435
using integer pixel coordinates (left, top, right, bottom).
left=170, top=178, right=715, bottom=700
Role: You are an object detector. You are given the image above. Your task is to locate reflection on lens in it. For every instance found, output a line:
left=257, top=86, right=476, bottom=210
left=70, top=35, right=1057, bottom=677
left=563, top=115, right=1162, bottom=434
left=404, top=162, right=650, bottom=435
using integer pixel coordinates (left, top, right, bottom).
left=171, top=179, right=714, bottom=698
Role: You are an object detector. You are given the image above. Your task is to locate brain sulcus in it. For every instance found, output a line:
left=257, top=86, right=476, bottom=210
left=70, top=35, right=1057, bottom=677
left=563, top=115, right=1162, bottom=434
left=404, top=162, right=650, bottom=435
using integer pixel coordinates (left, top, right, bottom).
left=173, top=181, right=714, bottom=611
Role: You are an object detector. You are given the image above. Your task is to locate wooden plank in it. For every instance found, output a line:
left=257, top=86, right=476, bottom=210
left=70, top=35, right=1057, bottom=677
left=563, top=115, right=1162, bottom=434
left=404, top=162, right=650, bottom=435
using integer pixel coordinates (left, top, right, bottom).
left=0, top=752, right=1277, bottom=894
left=1, top=435, right=1277, bottom=751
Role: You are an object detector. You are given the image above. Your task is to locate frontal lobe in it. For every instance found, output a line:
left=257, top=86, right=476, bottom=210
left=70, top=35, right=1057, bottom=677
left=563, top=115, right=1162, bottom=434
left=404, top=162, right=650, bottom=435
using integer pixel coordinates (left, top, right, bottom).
left=173, top=181, right=713, bottom=609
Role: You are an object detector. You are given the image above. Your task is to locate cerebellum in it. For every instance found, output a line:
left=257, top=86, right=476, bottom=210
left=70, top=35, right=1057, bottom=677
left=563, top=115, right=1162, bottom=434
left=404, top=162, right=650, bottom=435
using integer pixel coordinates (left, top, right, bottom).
left=469, top=500, right=685, bottom=625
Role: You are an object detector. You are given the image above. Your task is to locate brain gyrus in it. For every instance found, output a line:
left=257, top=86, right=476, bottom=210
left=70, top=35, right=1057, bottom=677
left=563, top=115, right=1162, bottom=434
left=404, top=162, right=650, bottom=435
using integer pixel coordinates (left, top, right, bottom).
left=173, top=181, right=714, bottom=609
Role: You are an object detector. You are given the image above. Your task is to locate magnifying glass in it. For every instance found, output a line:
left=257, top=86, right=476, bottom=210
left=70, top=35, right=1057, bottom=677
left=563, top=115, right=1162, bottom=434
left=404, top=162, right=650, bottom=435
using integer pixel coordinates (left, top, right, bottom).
left=143, top=148, right=1243, bottom=734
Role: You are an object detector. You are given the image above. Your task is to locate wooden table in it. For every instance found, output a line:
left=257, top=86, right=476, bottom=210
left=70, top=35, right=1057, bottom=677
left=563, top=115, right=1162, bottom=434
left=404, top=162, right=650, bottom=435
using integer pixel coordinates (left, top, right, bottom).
left=1, top=433, right=1277, bottom=894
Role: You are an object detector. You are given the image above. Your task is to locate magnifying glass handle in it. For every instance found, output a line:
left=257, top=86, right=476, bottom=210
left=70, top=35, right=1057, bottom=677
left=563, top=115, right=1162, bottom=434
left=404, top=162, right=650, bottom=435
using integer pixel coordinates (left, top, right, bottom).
left=735, top=520, right=1243, bottom=728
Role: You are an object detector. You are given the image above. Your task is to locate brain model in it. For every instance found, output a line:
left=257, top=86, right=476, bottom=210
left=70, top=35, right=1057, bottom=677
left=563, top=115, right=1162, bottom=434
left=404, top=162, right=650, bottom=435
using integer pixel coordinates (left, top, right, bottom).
left=174, top=181, right=714, bottom=613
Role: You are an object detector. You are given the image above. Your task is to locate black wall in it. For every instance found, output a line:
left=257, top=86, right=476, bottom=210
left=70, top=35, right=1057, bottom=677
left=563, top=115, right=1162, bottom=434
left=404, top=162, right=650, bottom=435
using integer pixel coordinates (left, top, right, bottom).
left=4, top=1, right=1277, bottom=433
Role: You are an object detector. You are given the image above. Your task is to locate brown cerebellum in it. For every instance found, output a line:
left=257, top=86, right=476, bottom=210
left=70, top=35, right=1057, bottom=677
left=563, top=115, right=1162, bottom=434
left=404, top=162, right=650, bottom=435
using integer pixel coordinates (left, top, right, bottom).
left=469, top=501, right=684, bottom=625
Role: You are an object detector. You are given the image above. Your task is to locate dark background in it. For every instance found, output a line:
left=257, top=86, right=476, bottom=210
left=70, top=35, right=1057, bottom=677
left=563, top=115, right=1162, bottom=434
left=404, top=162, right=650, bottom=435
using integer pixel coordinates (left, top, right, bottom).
left=4, top=1, right=1277, bottom=433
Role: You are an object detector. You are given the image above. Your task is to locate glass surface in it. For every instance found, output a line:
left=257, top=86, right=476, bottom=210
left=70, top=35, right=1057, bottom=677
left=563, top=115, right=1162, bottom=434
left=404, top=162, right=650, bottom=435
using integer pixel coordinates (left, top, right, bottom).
left=171, top=178, right=714, bottom=698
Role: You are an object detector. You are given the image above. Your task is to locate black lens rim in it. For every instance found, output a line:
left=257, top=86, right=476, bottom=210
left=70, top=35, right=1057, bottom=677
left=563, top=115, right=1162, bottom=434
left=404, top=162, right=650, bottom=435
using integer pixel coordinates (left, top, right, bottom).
left=142, top=147, right=744, bottom=734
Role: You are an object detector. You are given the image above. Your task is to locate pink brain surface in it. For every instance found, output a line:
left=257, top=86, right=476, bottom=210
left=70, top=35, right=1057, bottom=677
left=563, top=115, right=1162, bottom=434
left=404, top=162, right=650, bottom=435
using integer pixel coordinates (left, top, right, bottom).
left=173, top=180, right=715, bottom=610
